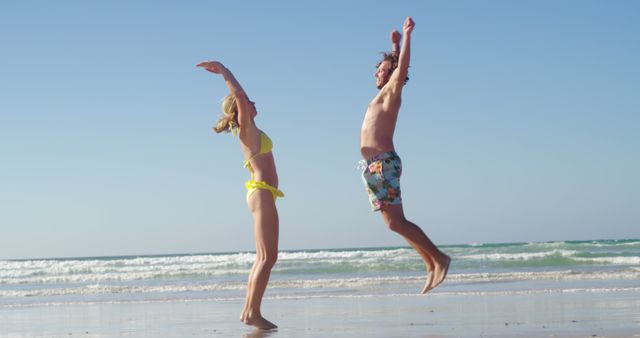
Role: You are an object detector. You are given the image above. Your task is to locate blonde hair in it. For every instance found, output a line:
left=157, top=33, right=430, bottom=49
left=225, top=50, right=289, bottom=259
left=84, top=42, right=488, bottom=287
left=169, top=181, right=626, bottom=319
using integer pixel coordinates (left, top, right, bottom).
left=213, top=94, right=239, bottom=135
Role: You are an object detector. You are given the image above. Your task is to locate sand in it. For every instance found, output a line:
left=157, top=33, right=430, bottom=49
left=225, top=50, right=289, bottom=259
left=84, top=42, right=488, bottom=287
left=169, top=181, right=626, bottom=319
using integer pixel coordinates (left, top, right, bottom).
left=2, top=288, right=639, bottom=337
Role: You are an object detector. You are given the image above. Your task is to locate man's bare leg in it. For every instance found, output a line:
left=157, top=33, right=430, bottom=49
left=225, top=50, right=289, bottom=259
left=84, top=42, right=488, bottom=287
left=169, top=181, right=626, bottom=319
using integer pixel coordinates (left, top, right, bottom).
left=381, top=204, right=451, bottom=293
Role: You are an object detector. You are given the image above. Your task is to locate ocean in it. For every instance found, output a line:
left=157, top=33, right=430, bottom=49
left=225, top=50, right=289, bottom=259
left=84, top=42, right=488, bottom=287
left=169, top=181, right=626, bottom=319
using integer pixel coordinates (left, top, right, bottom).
left=2, top=239, right=639, bottom=308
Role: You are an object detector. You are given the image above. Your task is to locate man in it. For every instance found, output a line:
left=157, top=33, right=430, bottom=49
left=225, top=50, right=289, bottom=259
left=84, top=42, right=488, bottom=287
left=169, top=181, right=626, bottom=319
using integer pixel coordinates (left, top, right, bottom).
left=360, top=17, right=450, bottom=293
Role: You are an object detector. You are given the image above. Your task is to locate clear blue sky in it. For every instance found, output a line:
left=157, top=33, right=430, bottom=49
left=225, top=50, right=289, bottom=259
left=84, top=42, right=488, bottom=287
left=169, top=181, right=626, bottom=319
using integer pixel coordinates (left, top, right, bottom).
left=1, top=1, right=638, bottom=259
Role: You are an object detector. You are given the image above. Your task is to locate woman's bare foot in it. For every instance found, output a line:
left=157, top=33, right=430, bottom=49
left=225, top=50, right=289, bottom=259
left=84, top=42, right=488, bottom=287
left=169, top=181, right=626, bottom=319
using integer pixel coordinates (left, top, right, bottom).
left=242, top=313, right=278, bottom=330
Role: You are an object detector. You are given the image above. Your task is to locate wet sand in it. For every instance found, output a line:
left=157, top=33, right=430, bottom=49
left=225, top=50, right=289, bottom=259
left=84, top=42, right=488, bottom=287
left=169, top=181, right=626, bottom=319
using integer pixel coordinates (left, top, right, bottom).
left=2, top=288, right=639, bottom=337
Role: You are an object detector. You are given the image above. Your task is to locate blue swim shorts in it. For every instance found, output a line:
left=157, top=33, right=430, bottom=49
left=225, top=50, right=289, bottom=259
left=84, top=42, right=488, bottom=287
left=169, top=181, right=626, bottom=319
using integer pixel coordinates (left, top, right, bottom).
left=360, top=151, right=402, bottom=211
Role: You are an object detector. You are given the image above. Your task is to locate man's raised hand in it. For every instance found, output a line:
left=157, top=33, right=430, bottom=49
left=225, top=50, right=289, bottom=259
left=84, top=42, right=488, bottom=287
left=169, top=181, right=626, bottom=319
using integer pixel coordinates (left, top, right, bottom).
left=403, top=16, right=415, bottom=35
left=390, top=29, right=401, bottom=44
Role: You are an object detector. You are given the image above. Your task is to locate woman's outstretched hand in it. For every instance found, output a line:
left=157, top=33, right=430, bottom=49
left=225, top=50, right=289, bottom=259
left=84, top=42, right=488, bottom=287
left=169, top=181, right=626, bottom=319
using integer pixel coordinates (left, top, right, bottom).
left=197, top=61, right=226, bottom=74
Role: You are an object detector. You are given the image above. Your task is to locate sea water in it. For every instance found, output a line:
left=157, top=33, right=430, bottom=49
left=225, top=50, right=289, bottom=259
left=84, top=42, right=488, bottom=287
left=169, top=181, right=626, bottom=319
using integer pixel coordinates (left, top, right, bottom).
left=1, top=239, right=639, bottom=308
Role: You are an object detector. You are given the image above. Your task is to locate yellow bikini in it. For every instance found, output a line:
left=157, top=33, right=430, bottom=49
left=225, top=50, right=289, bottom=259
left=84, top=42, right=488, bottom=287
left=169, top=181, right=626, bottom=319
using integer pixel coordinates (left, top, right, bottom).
left=243, top=132, right=284, bottom=201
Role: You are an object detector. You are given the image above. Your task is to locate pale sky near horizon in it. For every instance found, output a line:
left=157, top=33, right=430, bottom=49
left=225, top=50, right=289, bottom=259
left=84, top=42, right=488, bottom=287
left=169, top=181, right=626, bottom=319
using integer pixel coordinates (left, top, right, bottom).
left=1, top=1, right=639, bottom=259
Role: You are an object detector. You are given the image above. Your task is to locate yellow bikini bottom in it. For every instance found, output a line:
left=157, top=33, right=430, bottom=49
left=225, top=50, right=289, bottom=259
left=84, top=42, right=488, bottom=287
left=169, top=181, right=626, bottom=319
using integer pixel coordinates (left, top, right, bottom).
left=245, top=180, right=284, bottom=202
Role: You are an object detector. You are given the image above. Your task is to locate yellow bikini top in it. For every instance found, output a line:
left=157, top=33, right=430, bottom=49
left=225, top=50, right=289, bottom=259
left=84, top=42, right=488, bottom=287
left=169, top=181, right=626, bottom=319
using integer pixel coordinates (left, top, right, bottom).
left=243, top=131, right=273, bottom=173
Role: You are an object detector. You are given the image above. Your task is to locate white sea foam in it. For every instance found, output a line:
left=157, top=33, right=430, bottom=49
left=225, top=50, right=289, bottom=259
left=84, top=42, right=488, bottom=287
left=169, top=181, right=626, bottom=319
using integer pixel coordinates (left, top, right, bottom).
left=277, top=248, right=412, bottom=260
left=430, top=286, right=640, bottom=297
left=0, top=249, right=418, bottom=284
left=4, top=286, right=640, bottom=309
left=460, top=249, right=578, bottom=261
left=2, top=269, right=638, bottom=298
left=573, top=256, right=640, bottom=265
left=2, top=243, right=638, bottom=285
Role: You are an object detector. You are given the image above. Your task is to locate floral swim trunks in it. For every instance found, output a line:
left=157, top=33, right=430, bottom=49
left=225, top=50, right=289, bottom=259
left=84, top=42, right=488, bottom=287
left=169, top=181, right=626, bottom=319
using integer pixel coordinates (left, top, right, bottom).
left=360, top=151, right=402, bottom=211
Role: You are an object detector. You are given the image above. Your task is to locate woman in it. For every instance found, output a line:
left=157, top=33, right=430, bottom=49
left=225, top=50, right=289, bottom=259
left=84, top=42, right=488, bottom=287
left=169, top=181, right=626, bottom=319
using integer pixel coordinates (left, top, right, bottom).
left=197, top=61, right=283, bottom=330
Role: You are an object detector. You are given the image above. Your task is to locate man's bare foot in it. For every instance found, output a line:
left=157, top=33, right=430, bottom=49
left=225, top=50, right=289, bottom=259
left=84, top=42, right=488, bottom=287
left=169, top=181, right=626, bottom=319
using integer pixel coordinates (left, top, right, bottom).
left=242, top=313, right=278, bottom=330
left=420, top=268, right=435, bottom=294
left=432, top=254, right=451, bottom=289
left=421, top=255, right=451, bottom=294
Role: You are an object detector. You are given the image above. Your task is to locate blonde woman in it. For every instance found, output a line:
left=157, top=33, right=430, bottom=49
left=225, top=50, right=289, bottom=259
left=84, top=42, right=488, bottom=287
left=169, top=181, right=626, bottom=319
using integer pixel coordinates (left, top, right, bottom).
left=197, top=60, right=282, bottom=330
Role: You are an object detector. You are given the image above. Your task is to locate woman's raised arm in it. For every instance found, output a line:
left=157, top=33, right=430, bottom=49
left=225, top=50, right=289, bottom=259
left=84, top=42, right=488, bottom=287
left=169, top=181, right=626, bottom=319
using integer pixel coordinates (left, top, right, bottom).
left=197, top=61, right=256, bottom=129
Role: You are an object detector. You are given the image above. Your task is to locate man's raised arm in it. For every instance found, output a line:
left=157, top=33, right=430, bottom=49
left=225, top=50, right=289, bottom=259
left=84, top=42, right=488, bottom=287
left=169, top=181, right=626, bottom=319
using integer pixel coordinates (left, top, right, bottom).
left=390, top=17, right=414, bottom=91
left=391, top=29, right=401, bottom=57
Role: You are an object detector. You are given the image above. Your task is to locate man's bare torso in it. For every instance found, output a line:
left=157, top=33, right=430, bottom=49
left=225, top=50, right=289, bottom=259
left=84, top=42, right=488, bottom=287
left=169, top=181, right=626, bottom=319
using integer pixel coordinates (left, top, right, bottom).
left=360, top=86, right=402, bottom=159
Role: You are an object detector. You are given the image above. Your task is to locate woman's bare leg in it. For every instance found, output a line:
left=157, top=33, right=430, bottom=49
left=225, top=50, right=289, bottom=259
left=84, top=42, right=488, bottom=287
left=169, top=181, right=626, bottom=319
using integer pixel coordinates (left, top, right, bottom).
left=240, top=259, right=259, bottom=322
left=241, top=189, right=279, bottom=330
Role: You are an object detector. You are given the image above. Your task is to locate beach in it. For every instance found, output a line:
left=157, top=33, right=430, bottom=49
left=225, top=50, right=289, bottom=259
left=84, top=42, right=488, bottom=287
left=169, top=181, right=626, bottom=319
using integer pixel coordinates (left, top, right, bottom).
left=2, top=287, right=639, bottom=337
left=3, top=1, right=639, bottom=336
left=2, top=240, right=640, bottom=337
